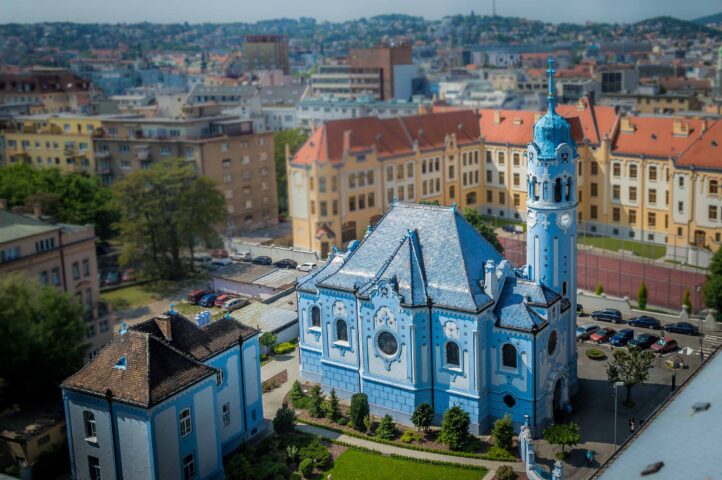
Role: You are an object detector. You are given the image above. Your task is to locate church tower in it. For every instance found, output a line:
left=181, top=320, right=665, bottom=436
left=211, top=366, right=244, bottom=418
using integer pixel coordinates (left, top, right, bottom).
left=525, top=56, right=578, bottom=302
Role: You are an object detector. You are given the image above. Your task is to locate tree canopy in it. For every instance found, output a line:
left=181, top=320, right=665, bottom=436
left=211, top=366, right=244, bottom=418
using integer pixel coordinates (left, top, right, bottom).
left=112, top=158, right=227, bottom=280
left=0, top=163, right=118, bottom=240
left=606, top=348, right=655, bottom=405
left=703, top=248, right=722, bottom=320
left=462, top=207, right=504, bottom=254
left=273, top=129, right=308, bottom=216
left=0, top=273, right=87, bottom=407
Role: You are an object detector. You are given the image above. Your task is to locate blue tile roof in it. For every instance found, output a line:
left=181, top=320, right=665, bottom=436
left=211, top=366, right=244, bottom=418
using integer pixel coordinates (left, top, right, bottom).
left=311, top=203, right=504, bottom=312
left=493, top=278, right=556, bottom=331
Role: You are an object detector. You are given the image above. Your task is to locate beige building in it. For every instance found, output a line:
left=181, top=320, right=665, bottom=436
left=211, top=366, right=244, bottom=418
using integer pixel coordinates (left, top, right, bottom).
left=0, top=69, right=91, bottom=114
left=0, top=205, right=112, bottom=358
left=287, top=99, right=722, bottom=261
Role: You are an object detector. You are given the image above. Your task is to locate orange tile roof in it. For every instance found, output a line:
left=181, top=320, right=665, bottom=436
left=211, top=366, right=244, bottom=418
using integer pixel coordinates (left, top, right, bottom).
left=676, top=120, right=722, bottom=170
left=612, top=116, right=706, bottom=159
left=291, top=111, right=480, bottom=166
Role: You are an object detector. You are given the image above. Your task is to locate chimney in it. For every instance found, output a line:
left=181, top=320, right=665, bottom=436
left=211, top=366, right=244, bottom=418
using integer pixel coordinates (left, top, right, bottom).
left=493, top=110, right=501, bottom=125
left=483, top=259, right=498, bottom=298
left=33, top=203, right=42, bottom=219
left=672, top=119, right=689, bottom=137
left=0, top=199, right=6, bottom=211
left=620, top=116, right=635, bottom=133
left=155, top=314, right=172, bottom=341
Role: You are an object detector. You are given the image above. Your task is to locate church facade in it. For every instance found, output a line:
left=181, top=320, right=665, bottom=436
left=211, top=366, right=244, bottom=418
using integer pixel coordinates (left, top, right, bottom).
left=296, top=57, right=578, bottom=434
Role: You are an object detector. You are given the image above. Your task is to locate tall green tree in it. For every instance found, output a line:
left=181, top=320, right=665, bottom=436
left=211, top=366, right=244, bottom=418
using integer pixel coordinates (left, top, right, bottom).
left=637, top=282, right=648, bottom=310
left=492, top=414, right=514, bottom=452
left=438, top=405, right=470, bottom=451
left=0, top=163, right=119, bottom=240
left=112, top=158, right=226, bottom=279
left=703, top=249, right=722, bottom=319
left=260, top=331, right=278, bottom=355
left=349, top=393, right=370, bottom=431
left=462, top=207, right=504, bottom=254
left=0, top=273, right=86, bottom=406
left=543, top=422, right=580, bottom=459
left=606, top=348, right=655, bottom=405
left=273, top=129, right=308, bottom=216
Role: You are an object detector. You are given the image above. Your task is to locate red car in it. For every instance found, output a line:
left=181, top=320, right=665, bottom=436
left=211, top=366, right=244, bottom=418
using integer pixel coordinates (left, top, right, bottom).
left=651, top=336, right=678, bottom=354
left=214, top=294, right=232, bottom=307
left=187, top=289, right=210, bottom=305
left=211, top=249, right=229, bottom=258
left=590, top=327, right=616, bottom=343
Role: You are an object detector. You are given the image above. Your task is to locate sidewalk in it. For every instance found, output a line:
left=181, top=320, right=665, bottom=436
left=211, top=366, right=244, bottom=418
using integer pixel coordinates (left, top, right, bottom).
left=296, top=423, right=525, bottom=474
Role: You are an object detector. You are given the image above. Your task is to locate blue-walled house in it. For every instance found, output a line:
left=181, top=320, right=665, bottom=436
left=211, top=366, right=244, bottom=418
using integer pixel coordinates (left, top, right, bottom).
left=61, top=312, right=264, bottom=480
left=296, top=56, right=578, bottom=436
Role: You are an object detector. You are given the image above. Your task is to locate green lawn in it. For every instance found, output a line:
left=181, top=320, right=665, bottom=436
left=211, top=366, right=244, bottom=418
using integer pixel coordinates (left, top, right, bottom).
left=100, top=285, right=158, bottom=310
left=578, top=235, right=666, bottom=259
left=323, top=449, right=486, bottom=480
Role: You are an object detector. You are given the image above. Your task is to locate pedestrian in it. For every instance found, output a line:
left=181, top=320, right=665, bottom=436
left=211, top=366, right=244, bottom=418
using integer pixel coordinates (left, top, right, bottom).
left=629, top=417, right=636, bottom=434
left=586, top=449, right=595, bottom=467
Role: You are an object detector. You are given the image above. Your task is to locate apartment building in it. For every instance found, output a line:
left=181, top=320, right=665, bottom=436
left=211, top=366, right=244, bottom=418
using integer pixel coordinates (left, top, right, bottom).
left=0, top=114, right=103, bottom=173
left=0, top=205, right=112, bottom=357
left=287, top=99, right=722, bottom=260
left=0, top=69, right=91, bottom=113
left=243, top=35, right=290, bottom=75
left=94, top=113, right=278, bottom=233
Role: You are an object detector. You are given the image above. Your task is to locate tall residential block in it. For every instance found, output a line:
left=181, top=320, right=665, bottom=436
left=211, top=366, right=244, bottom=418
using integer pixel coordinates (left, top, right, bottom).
left=243, top=35, right=290, bottom=75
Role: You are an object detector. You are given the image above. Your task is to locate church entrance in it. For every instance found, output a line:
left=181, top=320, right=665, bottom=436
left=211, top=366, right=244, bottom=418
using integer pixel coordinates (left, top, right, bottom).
left=553, top=377, right=566, bottom=422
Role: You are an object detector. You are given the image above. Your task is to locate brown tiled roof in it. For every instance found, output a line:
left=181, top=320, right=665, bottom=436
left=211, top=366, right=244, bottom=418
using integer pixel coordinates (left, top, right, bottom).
left=291, top=110, right=480, bottom=166
left=62, top=331, right=215, bottom=408
left=131, top=312, right=256, bottom=362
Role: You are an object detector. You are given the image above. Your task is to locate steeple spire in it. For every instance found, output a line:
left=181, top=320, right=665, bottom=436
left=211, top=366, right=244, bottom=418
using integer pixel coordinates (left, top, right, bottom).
left=546, top=54, right=556, bottom=113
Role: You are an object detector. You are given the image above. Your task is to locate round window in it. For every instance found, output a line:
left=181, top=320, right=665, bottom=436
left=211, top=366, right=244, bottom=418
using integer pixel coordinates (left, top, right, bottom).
left=377, top=331, right=398, bottom=356
left=503, top=394, right=516, bottom=408
left=548, top=330, right=558, bottom=356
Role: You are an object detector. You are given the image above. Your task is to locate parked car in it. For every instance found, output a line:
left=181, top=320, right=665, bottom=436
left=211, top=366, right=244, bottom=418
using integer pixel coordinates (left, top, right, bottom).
left=211, top=249, right=228, bottom=258
left=231, top=251, right=252, bottom=262
left=501, top=224, right=516, bottom=233
left=103, top=271, right=120, bottom=286
left=576, top=324, right=600, bottom=341
left=214, top=294, right=232, bottom=307
left=627, top=315, right=661, bottom=329
left=591, top=308, right=623, bottom=324
left=576, top=303, right=584, bottom=315
left=274, top=258, right=298, bottom=269
left=297, top=262, right=317, bottom=272
left=223, top=298, right=249, bottom=312
left=651, top=336, right=679, bottom=354
left=664, top=322, right=699, bottom=335
left=590, top=327, right=617, bottom=343
left=198, top=293, right=218, bottom=307
left=210, top=258, right=233, bottom=268
left=252, top=256, right=273, bottom=265
left=628, top=333, right=660, bottom=350
left=193, top=253, right=213, bottom=266
left=187, top=289, right=210, bottom=305
left=121, top=268, right=136, bottom=282
left=610, top=328, right=635, bottom=347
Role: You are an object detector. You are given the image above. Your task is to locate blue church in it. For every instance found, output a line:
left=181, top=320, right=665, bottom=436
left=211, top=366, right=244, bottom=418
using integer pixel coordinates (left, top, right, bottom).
left=296, top=57, right=578, bottom=434
left=61, top=312, right=264, bottom=479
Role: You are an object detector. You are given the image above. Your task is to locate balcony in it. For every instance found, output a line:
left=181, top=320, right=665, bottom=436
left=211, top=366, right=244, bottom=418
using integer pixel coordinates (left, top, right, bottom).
left=134, top=145, right=151, bottom=161
left=94, top=150, right=111, bottom=159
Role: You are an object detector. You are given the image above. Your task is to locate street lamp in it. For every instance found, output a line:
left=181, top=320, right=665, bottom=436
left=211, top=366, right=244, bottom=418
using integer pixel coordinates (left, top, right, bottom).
left=613, top=381, right=624, bottom=451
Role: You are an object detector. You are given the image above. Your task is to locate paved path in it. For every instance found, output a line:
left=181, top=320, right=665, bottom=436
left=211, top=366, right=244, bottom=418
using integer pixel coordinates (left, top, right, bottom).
left=296, top=423, right=524, bottom=473
left=261, top=348, right=300, bottom=420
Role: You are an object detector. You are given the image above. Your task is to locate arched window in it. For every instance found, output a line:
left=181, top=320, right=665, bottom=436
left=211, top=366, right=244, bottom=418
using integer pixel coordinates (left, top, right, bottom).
left=335, top=319, right=348, bottom=342
left=548, top=330, right=558, bottom=356
left=466, top=192, right=477, bottom=205
left=554, top=178, right=562, bottom=202
left=445, top=342, right=460, bottom=367
left=311, top=306, right=321, bottom=328
left=502, top=344, right=517, bottom=369
left=566, top=178, right=573, bottom=201
left=543, top=182, right=549, bottom=201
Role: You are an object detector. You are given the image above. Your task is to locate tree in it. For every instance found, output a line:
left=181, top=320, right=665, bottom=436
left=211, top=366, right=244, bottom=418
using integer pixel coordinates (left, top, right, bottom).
left=376, top=414, right=397, bottom=440
left=0, top=273, right=86, bottom=406
left=637, top=282, right=648, bottom=310
left=260, top=331, right=278, bottom=355
left=299, top=458, right=314, bottom=479
left=462, top=207, right=504, bottom=253
left=492, top=414, right=514, bottom=452
left=290, top=380, right=305, bottom=404
left=273, top=403, right=296, bottom=434
left=273, top=129, right=309, bottom=216
left=595, top=283, right=604, bottom=296
left=438, top=406, right=470, bottom=451
left=349, top=393, right=370, bottom=431
left=363, top=415, right=372, bottom=434
left=495, top=465, right=518, bottom=480
left=411, top=402, right=434, bottom=433
left=703, top=277, right=722, bottom=321
left=543, top=422, right=580, bottom=459
left=308, top=384, right=324, bottom=418
left=682, top=287, right=693, bottom=312
left=606, top=348, right=655, bottom=405
left=325, top=389, right=341, bottom=422
left=112, top=158, right=226, bottom=279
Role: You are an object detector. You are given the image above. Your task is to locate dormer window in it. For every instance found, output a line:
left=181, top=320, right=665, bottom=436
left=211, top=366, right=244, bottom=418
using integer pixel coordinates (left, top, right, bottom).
left=114, top=356, right=127, bottom=370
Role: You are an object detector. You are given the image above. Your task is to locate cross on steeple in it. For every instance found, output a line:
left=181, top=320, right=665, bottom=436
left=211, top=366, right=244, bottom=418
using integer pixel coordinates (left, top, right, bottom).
left=546, top=54, right=556, bottom=112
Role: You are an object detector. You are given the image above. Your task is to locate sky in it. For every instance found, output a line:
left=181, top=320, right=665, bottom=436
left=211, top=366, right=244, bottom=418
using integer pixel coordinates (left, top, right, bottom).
left=0, top=0, right=720, bottom=24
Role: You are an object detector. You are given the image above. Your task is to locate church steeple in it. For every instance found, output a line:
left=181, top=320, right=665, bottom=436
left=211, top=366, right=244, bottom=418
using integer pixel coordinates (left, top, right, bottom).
left=546, top=54, right=557, bottom=113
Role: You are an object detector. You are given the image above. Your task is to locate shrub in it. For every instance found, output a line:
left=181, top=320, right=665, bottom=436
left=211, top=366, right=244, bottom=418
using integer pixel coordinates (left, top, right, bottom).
left=363, top=415, right=372, bottom=434
left=290, top=380, right=305, bottom=403
left=595, top=283, right=604, bottom=296
left=273, top=341, right=296, bottom=355
left=637, top=282, right=648, bottom=310
left=308, top=384, right=324, bottom=418
left=273, top=403, right=296, bottom=434
left=286, top=444, right=299, bottom=463
left=299, top=439, right=331, bottom=469
left=376, top=414, right=397, bottom=440
left=682, top=287, right=692, bottom=311
left=325, top=388, right=341, bottom=422
left=484, top=445, right=516, bottom=461
left=411, top=402, right=434, bottom=433
left=289, top=473, right=302, bottom=480
left=492, top=414, right=514, bottom=452
left=400, top=430, right=423, bottom=444
left=299, top=458, right=314, bottom=479
left=337, top=417, right=348, bottom=426
left=260, top=353, right=269, bottom=362
left=495, top=465, right=518, bottom=480
left=438, top=405, right=470, bottom=451
left=260, top=331, right=278, bottom=355
left=586, top=348, right=606, bottom=360
left=349, top=393, right=370, bottom=431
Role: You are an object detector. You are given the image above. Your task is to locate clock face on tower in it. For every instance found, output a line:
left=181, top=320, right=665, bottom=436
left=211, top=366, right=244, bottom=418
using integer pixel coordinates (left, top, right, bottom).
left=558, top=212, right=572, bottom=229
left=527, top=210, right=537, bottom=228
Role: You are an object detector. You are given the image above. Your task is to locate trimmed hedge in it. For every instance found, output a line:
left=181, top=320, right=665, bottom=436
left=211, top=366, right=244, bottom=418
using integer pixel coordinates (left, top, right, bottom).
left=274, top=341, right=296, bottom=355
left=586, top=348, right=606, bottom=360
left=299, top=419, right=517, bottom=462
